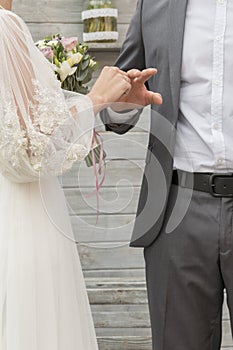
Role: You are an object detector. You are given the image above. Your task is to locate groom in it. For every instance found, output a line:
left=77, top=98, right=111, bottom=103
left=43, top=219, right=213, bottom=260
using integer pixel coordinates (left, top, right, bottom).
left=101, top=0, right=233, bottom=349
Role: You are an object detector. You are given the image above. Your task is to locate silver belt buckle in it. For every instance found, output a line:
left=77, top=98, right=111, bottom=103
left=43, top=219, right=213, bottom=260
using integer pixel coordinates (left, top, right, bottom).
left=209, top=173, right=233, bottom=197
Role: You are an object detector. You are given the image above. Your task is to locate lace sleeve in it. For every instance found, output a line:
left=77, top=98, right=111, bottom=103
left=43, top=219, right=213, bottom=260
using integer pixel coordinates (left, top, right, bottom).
left=0, top=81, right=94, bottom=183
left=0, top=9, right=95, bottom=183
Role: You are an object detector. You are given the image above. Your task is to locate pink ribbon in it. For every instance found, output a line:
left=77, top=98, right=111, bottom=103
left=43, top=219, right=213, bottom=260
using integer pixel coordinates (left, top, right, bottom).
left=85, top=130, right=106, bottom=224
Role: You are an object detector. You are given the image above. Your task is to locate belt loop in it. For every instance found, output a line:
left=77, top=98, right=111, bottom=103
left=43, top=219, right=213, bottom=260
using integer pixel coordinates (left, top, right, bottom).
left=180, top=170, right=187, bottom=188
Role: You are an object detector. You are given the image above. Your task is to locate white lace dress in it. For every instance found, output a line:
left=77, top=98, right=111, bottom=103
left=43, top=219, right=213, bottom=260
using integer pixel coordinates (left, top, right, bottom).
left=0, top=9, right=100, bottom=348
left=0, top=85, right=97, bottom=350
left=0, top=82, right=99, bottom=349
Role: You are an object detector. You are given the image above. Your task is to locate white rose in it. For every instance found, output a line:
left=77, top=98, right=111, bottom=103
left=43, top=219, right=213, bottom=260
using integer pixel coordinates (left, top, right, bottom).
left=56, top=61, right=77, bottom=82
left=35, top=40, right=46, bottom=48
left=47, top=40, right=59, bottom=46
left=67, top=53, right=83, bottom=67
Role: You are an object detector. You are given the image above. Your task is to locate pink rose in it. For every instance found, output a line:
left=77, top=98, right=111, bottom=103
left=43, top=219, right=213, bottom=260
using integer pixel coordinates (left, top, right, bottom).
left=61, top=37, right=78, bottom=52
left=40, top=47, right=54, bottom=60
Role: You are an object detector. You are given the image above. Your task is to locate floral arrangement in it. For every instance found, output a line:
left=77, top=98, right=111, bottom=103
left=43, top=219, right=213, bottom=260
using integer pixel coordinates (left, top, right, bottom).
left=36, top=34, right=106, bottom=169
left=36, top=34, right=98, bottom=94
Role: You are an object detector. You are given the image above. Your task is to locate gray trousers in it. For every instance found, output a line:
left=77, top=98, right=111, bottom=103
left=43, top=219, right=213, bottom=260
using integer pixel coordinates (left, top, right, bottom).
left=144, top=184, right=233, bottom=350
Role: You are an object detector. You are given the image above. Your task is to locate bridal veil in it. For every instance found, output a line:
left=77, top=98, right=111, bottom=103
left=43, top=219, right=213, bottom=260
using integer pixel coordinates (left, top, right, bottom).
left=0, top=9, right=99, bottom=350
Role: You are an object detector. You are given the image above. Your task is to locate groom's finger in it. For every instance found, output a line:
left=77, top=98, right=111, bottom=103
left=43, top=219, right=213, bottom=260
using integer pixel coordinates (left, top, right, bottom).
left=136, top=68, right=158, bottom=84
left=127, top=69, right=142, bottom=79
left=147, top=91, right=163, bottom=105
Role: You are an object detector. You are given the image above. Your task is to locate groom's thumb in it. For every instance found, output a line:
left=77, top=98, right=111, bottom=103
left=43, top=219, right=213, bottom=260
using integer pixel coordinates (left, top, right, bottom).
left=149, top=92, right=163, bottom=105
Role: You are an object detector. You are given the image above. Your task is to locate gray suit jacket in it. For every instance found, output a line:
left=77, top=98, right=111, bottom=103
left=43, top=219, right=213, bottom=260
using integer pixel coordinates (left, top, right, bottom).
left=101, top=0, right=188, bottom=247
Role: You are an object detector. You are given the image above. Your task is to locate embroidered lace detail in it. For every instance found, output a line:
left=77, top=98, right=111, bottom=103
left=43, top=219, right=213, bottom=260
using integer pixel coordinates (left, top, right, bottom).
left=30, top=80, right=70, bottom=135
left=65, top=143, right=89, bottom=162
left=0, top=81, right=90, bottom=180
left=0, top=100, right=28, bottom=171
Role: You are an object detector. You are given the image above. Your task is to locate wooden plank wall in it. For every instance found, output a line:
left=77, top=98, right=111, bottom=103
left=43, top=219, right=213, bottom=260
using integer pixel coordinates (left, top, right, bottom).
left=12, top=0, right=135, bottom=42
left=12, top=1, right=232, bottom=348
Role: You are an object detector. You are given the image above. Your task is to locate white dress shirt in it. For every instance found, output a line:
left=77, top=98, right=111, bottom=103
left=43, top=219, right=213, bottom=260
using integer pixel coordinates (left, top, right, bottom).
left=174, top=0, right=233, bottom=172
left=109, top=0, right=233, bottom=173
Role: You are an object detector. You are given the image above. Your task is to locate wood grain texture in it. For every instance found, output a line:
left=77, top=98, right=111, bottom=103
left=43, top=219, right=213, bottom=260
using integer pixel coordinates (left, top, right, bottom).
left=13, top=0, right=137, bottom=24
left=77, top=244, right=144, bottom=270
left=13, top=0, right=136, bottom=43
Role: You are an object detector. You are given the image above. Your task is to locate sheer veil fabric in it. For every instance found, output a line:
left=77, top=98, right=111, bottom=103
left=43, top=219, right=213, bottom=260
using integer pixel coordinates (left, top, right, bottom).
left=0, top=8, right=98, bottom=350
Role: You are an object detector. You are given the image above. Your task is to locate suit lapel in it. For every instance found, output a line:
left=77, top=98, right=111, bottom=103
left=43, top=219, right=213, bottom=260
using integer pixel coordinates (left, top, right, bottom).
left=168, top=0, right=188, bottom=117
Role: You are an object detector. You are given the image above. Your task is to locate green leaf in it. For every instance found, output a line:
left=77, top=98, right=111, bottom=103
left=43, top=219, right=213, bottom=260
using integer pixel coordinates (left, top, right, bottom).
left=81, top=58, right=90, bottom=70
left=81, top=71, right=92, bottom=85
left=82, top=54, right=90, bottom=61
left=75, top=68, right=89, bottom=82
left=77, top=85, right=89, bottom=94
left=44, top=35, right=52, bottom=41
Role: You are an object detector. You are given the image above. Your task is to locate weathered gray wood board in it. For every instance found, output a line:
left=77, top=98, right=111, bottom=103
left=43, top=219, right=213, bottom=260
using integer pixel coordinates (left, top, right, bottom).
left=87, top=278, right=233, bottom=349
left=13, top=0, right=137, bottom=43
left=12, top=0, right=233, bottom=348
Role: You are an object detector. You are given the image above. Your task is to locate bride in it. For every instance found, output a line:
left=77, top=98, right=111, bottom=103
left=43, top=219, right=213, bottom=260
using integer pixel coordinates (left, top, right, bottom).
left=0, top=1, right=162, bottom=349
left=0, top=4, right=134, bottom=350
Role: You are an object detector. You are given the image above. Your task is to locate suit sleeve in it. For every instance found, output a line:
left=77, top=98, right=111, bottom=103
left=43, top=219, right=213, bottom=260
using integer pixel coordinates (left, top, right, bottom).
left=100, top=0, right=146, bottom=135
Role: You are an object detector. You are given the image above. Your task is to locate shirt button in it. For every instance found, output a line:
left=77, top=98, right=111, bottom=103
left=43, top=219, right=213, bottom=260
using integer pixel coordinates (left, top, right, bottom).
left=214, top=80, right=221, bottom=86
left=217, top=158, right=224, bottom=165
left=218, top=0, right=225, bottom=4
left=216, top=35, right=222, bottom=41
left=213, top=123, right=219, bottom=130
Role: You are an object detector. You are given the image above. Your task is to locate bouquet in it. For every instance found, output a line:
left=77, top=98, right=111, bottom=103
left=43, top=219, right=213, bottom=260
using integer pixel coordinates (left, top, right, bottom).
left=36, top=34, right=106, bottom=167
left=36, top=34, right=98, bottom=94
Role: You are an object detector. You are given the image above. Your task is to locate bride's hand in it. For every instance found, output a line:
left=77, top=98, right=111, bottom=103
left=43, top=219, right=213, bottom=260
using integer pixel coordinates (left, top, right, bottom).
left=0, top=0, right=12, bottom=10
left=88, top=66, right=131, bottom=114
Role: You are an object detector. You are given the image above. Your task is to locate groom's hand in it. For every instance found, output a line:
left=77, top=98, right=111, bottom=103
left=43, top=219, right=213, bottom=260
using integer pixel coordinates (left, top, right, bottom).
left=111, top=68, right=163, bottom=111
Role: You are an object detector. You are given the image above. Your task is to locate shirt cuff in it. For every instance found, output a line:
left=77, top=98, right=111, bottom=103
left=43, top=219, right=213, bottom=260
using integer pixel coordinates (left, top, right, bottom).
left=107, top=107, right=138, bottom=123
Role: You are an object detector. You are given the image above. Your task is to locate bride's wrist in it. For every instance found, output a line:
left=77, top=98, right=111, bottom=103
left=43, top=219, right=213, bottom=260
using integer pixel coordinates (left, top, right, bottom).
left=87, top=92, right=109, bottom=114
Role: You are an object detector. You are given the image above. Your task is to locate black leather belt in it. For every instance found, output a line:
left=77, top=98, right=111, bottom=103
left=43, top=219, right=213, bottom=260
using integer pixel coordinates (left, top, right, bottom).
left=172, top=169, right=233, bottom=197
